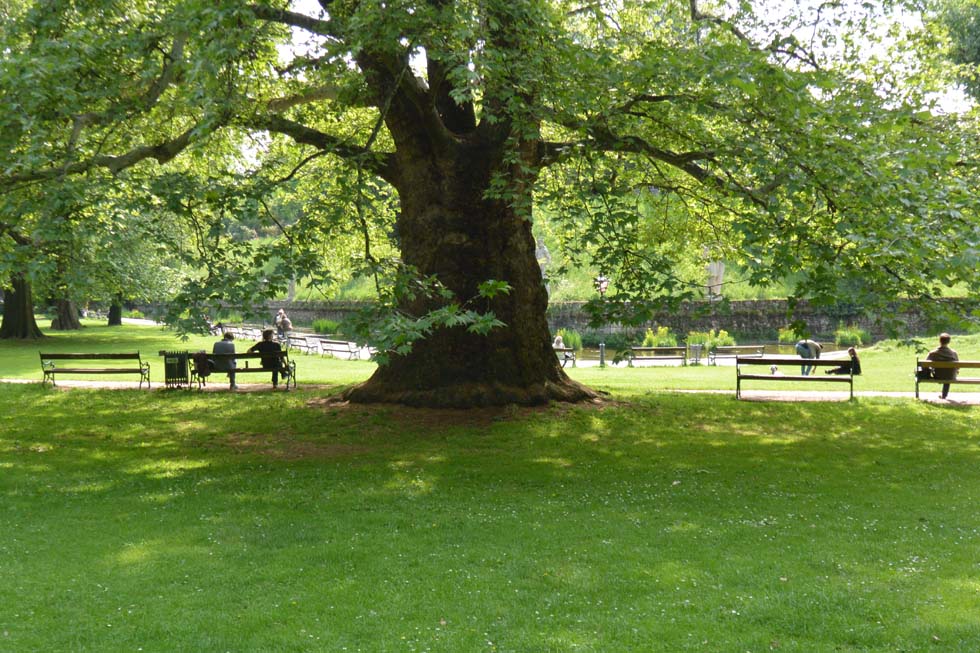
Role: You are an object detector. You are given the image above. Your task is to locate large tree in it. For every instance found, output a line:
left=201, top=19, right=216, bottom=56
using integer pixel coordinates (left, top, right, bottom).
left=2, top=0, right=979, bottom=405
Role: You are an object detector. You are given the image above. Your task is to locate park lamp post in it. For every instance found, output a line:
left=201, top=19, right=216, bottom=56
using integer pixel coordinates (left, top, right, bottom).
left=594, top=275, right=609, bottom=368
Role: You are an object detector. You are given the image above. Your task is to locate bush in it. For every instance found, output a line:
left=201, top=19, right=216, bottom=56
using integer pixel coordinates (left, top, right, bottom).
left=312, top=318, right=340, bottom=335
left=777, top=326, right=799, bottom=344
left=556, top=328, right=583, bottom=351
left=641, top=326, right=677, bottom=347
left=123, top=309, right=144, bottom=319
left=835, top=323, right=870, bottom=347
left=686, top=329, right=736, bottom=349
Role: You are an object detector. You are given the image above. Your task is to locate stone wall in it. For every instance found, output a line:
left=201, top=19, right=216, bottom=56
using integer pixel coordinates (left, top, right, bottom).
left=546, top=299, right=942, bottom=341
left=148, top=298, right=954, bottom=342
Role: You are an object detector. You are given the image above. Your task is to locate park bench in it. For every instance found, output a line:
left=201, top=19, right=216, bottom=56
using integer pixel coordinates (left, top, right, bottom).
left=191, top=351, right=296, bottom=390
left=914, top=360, right=980, bottom=398
left=735, top=356, right=855, bottom=400
left=314, top=338, right=361, bottom=360
left=709, top=345, right=765, bottom=365
left=554, top=346, right=577, bottom=368
left=627, top=345, right=687, bottom=367
left=40, top=352, right=151, bottom=388
left=286, top=334, right=315, bottom=354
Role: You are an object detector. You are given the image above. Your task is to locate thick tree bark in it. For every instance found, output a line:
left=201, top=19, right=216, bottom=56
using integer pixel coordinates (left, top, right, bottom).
left=107, top=298, right=123, bottom=326
left=0, top=273, right=44, bottom=339
left=342, top=141, right=597, bottom=407
left=50, top=298, right=83, bottom=330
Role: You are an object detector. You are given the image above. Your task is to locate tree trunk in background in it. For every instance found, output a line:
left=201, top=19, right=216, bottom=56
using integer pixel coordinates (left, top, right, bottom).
left=342, top=140, right=597, bottom=407
left=0, top=273, right=44, bottom=339
left=107, top=297, right=123, bottom=326
left=50, top=298, right=82, bottom=330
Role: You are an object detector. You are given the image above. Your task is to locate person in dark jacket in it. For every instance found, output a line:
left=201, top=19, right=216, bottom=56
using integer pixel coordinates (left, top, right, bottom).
left=825, top=347, right=861, bottom=375
left=248, top=329, right=287, bottom=389
left=927, top=333, right=959, bottom=399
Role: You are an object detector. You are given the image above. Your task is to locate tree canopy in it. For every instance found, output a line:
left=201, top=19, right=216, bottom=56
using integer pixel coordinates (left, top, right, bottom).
left=2, top=0, right=979, bottom=404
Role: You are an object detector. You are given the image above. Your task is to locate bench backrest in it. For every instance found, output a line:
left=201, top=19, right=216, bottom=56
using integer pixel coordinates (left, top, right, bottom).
left=737, top=356, right=846, bottom=367
left=713, top=345, right=764, bottom=355
left=630, top=346, right=686, bottom=354
left=209, top=351, right=288, bottom=361
left=316, top=338, right=353, bottom=347
left=40, top=352, right=142, bottom=361
left=917, top=360, right=980, bottom=369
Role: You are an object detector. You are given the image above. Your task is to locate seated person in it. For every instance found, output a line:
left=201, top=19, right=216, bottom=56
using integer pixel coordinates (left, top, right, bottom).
left=825, top=347, right=861, bottom=375
left=212, top=331, right=237, bottom=389
left=248, top=329, right=288, bottom=389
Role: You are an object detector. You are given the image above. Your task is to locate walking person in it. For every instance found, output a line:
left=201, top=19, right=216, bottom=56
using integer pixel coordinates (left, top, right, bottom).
left=927, top=332, right=959, bottom=400
left=794, top=338, right=822, bottom=376
left=213, top=331, right=237, bottom=389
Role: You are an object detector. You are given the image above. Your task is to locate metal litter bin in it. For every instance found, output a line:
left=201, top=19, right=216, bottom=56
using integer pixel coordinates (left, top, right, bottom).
left=161, top=350, right=190, bottom=388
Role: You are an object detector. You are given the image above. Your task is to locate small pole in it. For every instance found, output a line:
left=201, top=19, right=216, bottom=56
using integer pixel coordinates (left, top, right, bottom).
left=594, top=275, right=610, bottom=369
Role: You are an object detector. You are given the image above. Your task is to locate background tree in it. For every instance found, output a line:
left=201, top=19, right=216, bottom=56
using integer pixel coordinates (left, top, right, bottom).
left=938, top=0, right=980, bottom=100
left=2, top=0, right=979, bottom=404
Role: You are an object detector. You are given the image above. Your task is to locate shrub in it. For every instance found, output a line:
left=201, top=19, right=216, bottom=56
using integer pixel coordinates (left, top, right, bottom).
left=835, top=323, right=870, bottom=347
left=641, top=326, right=677, bottom=347
left=312, top=318, right=341, bottom=335
left=777, top=326, right=799, bottom=344
left=556, top=328, right=583, bottom=351
left=123, top=309, right=144, bottom=319
left=687, top=329, right=736, bottom=349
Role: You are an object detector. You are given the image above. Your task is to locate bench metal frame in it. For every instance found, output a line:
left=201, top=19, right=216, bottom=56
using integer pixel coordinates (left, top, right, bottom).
left=736, top=356, right=854, bottom=400
left=914, top=360, right=980, bottom=398
left=40, top=352, right=151, bottom=389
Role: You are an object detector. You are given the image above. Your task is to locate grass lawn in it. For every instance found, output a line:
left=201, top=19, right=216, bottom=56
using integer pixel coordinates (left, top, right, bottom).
left=2, top=325, right=980, bottom=651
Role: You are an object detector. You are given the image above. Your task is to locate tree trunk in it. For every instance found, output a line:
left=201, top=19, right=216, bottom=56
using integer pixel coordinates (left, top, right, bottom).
left=107, top=297, right=123, bottom=326
left=50, top=298, right=82, bottom=330
left=0, top=273, right=44, bottom=339
left=343, top=142, right=597, bottom=407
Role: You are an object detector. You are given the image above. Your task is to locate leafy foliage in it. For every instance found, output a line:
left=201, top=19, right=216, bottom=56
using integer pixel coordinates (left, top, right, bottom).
left=686, top=328, right=737, bottom=349
left=641, top=325, right=678, bottom=347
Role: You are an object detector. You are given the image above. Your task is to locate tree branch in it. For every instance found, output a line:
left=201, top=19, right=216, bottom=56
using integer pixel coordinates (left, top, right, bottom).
left=1, top=122, right=209, bottom=189
left=245, top=114, right=397, bottom=184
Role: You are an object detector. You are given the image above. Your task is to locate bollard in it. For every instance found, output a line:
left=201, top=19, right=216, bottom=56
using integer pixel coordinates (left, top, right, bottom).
left=599, top=342, right=606, bottom=368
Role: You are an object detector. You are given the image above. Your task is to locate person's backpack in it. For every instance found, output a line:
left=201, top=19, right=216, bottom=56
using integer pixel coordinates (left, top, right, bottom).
left=192, top=351, right=214, bottom=378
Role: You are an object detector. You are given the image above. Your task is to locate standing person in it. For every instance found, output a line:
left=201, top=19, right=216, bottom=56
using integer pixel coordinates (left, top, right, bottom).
left=274, top=308, right=292, bottom=339
left=213, top=331, right=237, bottom=390
left=794, top=338, right=822, bottom=376
left=249, top=329, right=287, bottom=389
left=927, top=332, right=959, bottom=400
left=825, top=347, right=861, bottom=375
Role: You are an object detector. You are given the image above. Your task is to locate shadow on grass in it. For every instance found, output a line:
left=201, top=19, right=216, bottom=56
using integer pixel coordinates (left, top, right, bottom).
left=3, top=385, right=980, bottom=650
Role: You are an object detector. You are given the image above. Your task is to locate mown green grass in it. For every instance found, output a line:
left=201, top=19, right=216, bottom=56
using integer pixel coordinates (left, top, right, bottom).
left=2, top=384, right=980, bottom=651
left=2, top=326, right=980, bottom=651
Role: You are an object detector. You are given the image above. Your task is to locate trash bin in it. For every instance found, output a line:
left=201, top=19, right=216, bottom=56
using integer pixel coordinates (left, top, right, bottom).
left=161, top=350, right=190, bottom=388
